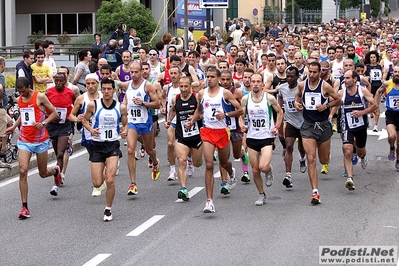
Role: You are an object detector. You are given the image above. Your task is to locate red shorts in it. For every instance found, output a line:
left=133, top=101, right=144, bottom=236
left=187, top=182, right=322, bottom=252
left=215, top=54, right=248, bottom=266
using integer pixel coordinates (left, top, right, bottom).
left=200, top=127, right=230, bottom=149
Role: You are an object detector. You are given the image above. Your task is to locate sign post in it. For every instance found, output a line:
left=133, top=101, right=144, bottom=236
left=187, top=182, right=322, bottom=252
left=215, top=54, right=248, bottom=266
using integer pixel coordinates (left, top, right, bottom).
left=199, top=0, right=228, bottom=9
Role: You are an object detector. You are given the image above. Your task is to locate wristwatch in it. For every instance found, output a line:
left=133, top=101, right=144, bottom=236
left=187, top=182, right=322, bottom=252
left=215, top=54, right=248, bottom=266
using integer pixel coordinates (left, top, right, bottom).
left=225, top=112, right=229, bottom=117
left=41, top=121, right=46, bottom=126
left=325, top=103, right=330, bottom=109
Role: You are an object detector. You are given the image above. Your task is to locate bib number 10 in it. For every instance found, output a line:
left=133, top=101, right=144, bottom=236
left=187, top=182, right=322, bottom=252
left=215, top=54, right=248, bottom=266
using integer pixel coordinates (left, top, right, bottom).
left=105, top=130, right=113, bottom=139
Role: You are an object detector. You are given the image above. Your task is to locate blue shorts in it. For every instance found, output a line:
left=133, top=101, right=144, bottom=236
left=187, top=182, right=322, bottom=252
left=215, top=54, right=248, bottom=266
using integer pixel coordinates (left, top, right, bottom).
left=128, top=120, right=153, bottom=135
left=81, top=139, right=92, bottom=150
left=17, top=139, right=51, bottom=154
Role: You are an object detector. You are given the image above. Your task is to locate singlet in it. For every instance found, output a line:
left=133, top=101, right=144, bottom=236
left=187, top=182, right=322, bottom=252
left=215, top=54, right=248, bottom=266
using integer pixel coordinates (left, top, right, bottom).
left=118, top=65, right=131, bottom=82
left=278, top=83, right=303, bottom=129
left=302, top=79, right=329, bottom=122
left=263, top=68, right=276, bottom=84
left=271, top=73, right=287, bottom=97
left=150, top=61, right=162, bottom=80
left=201, top=87, right=229, bottom=129
left=80, top=92, right=102, bottom=142
left=18, top=90, right=49, bottom=143
left=331, top=59, right=344, bottom=79
left=166, top=83, right=181, bottom=124
left=246, top=92, right=275, bottom=139
left=163, top=70, right=172, bottom=86
left=340, top=84, right=368, bottom=131
left=385, top=80, right=399, bottom=112
left=46, top=87, right=74, bottom=124
left=126, top=79, right=151, bottom=124
left=181, top=63, right=191, bottom=78
left=175, top=92, right=201, bottom=141
left=366, top=64, right=383, bottom=88
left=92, top=99, right=120, bottom=142
left=232, top=72, right=243, bottom=88
left=224, top=87, right=241, bottom=132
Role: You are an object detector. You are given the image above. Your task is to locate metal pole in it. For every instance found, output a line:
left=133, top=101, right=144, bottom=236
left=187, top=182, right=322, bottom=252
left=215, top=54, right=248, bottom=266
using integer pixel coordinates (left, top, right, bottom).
left=291, top=0, right=294, bottom=29
left=206, top=9, right=211, bottom=35
left=184, top=0, right=188, bottom=50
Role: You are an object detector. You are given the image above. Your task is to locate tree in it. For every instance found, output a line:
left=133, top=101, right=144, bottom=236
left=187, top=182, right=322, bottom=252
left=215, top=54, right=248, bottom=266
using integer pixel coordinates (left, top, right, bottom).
left=96, top=0, right=157, bottom=43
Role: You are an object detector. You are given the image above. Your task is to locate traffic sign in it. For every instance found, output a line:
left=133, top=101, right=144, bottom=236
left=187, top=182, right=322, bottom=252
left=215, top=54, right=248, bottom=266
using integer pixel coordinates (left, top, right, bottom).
left=199, top=0, right=229, bottom=9
left=253, top=8, right=258, bottom=16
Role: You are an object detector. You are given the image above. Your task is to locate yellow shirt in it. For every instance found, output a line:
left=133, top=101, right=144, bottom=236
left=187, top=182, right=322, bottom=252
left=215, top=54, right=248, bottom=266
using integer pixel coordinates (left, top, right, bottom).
left=31, top=63, right=51, bottom=93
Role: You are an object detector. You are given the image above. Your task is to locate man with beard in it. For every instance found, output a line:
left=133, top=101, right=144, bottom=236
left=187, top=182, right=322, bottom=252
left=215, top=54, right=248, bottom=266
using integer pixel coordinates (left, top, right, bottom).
left=346, top=45, right=361, bottom=64
left=227, top=45, right=239, bottom=67
left=294, top=62, right=341, bottom=205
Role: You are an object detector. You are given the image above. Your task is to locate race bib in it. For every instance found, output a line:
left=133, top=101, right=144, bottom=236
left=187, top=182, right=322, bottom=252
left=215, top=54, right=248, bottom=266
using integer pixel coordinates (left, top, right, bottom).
left=20, top=107, right=36, bottom=126
left=56, top=108, right=67, bottom=124
left=304, top=92, right=321, bottom=110
left=370, top=69, right=382, bottom=81
left=285, top=97, right=297, bottom=113
left=388, top=96, right=399, bottom=110
left=346, top=112, right=365, bottom=129
left=181, top=120, right=199, bottom=138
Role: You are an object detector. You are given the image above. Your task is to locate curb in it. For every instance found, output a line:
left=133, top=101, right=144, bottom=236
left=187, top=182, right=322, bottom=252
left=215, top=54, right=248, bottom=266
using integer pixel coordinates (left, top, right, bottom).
left=0, top=138, right=84, bottom=182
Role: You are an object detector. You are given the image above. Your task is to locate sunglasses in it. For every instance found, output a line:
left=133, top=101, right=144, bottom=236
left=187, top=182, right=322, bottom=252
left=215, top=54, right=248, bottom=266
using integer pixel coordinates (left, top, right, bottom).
left=321, top=68, right=329, bottom=71
left=149, top=53, right=157, bottom=56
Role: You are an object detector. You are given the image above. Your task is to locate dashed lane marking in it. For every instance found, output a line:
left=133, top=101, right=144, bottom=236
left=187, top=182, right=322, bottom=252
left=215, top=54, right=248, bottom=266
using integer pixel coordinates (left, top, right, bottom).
left=82, top=254, right=111, bottom=266
left=126, top=215, right=165, bottom=236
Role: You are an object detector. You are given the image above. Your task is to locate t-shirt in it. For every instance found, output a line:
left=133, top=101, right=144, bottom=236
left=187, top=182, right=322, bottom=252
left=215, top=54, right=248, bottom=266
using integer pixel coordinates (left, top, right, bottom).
left=31, top=63, right=51, bottom=93
left=0, top=73, right=7, bottom=108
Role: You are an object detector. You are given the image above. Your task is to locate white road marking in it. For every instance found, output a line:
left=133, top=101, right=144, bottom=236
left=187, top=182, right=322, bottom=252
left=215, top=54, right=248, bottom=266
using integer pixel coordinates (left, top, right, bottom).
left=82, top=254, right=111, bottom=266
left=126, top=215, right=165, bottom=236
left=0, top=149, right=88, bottom=188
left=214, top=171, right=221, bottom=178
left=175, top=186, right=204, bottom=202
left=234, top=158, right=240, bottom=161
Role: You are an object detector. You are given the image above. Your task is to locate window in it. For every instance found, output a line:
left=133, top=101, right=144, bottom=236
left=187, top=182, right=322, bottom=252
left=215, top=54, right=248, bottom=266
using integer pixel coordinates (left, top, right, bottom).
left=31, top=14, right=45, bottom=34
left=30, top=13, right=94, bottom=35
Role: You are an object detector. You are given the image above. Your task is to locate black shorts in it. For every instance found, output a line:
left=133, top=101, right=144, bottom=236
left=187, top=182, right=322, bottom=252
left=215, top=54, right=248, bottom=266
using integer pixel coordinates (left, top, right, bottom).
left=152, top=115, right=159, bottom=123
left=385, top=109, right=399, bottom=131
left=70, top=122, right=75, bottom=135
left=46, top=121, right=72, bottom=141
left=246, top=137, right=274, bottom=152
left=89, top=140, right=121, bottom=162
left=177, top=137, right=203, bottom=149
left=285, top=122, right=302, bottom=139
left=341, top=128, right=367, bottom=148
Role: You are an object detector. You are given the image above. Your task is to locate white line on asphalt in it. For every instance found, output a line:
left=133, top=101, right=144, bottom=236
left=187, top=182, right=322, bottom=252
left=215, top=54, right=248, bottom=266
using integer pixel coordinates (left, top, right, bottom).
left=126, top=215, right=165, bottom=236
left=214, top=171, right=220, bottom=178
left=0, top=149, right=88, bottom=188
left=175, top=186, right=204, bottom=202
left=82, top=253, right=111, bottom=266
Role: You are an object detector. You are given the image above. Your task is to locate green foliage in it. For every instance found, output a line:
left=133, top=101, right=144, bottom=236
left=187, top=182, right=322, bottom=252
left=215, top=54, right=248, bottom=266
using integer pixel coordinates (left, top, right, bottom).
left=56, top=31, right=71, bottom=45
left=72, top=29, right=94, bottom=49
left=284, top=2, right=301, bottom=23
left=27, top=31, right=44, bottom=44
left=96, top=0, right=157, bottom=43
left=5, top=74, right=16, bottom=89
left=294, top=0, right=321, bottom=10
left=370, top=0, right=387, bottom=18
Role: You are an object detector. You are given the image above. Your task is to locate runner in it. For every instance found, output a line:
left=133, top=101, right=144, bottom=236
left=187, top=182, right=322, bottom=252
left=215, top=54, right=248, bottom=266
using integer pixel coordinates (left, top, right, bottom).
left=82, top=78, right=127, bottom=221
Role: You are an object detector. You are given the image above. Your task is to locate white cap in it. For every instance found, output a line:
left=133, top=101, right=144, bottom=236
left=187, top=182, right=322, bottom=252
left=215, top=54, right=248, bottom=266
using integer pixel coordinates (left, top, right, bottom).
left=216, top=51, right=225, bottom=57
left=85, top=73, right=99, bottom=82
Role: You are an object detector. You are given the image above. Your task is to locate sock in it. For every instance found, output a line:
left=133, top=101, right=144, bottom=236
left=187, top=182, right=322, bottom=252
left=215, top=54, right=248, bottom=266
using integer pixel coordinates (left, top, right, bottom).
left=285, top=172, right=291, bottom=177
left=170, top=165, right=175, bottom=172
left=312, top=188, right=318, bottom=194
left=391, top=146, right=395, bottom=150
left=131, top=182, right=136, bottom=185
left=53, top=167, right=59, bottom=177
left=187, top=156, right=192, bottom=163
left=22, top=202, right=28, bottom=209
left=241, top=160, right=248, bottom=172
left=299, top=155, right=306, bottom=162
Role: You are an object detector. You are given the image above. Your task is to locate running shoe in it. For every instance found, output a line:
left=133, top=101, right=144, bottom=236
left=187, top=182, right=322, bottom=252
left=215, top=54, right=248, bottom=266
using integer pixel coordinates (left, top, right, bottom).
left=388, top=147, right=395, bottom=161
left=66, top=139, right=73, bottom=156
left=265, top=166, right=274, bottom=187
left=203, top=199, right=215, bottom=213
left=152, top=158, right=161, bottom=181
left=299, top=159, right=307, bottom=173
left=352, top=153, right=358, bottom=165
left=332, top=123, right=337, bottom=132
left=178, top=187, right=189, bottom=201
left=103, top=209, right=113, bottom=222
left=187, top=161, right=194, bottom=177
left=50, top=185, right=58, bottom=196
left=135, top=151, right=139, bottom=160
left=241, top=148, right=249, bottom=165
left=255, top=193, right=266, bottom=206
left=92, top=187, right=102, bottom=197
left=127, top=183, right=138, bottom=195
left=396, top=160, right=399, bottom=172
left=60, top=173, right=65, bottom=187
left=213, top=151, right=218, bottom=161
left=116, top=160, right=120, bottom=176
left=361, top=156, right=368, bottom=169
left=311, top=192, right=321, bottom=205
left=283, top=175, right=293, bottom=188
left=156, top=122, right=161, bottom=137
left=148, top=157, right=153, bottom=168
left=342, top=170, right=347, bottom=177
left=345, top=178, right=355, bottom=191
left=241, top=171, right=250, bottom=183
left=220, top=182, right=230, bottom=195
left=53, top=165, right=62, bottom=187
left=320, top=164, right=329, bottom=174
left=18, top=206, right=31, bottom=219
left=167, top=170, right=177, bottom=181
left=373, top=125, right=378, bottom=132
left=140, top=145, right=145, bottom=158
left=228, top=168, right=236, bottom=190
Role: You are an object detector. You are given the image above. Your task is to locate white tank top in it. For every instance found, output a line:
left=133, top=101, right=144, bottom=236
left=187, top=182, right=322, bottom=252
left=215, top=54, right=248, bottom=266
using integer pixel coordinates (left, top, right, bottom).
left=126, top=79, right=150, bottom=124
left=201, top=87, right=227, bottom=129
left=246, top=92, right=275, bottom=139
left=167, top=84, right=181, bottom=124
left=92, top=99, right=120, bottom=142
left=150, top=61, right=162, bottom=80
left=81, top=92, right=102, bottom=141
left=263, top=68, right=276, bottom=84
left=331, top=59, right=344, bottom=79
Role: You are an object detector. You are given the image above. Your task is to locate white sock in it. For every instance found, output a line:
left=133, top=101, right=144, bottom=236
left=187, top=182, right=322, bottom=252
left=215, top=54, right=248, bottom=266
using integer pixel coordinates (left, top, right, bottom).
left=312, top=189, right=318, bottom=194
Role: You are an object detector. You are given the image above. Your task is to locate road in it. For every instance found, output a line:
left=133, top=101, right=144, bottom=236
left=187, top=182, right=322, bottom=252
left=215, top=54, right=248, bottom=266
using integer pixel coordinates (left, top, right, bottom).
left=0, top=106, right=399, bottom=266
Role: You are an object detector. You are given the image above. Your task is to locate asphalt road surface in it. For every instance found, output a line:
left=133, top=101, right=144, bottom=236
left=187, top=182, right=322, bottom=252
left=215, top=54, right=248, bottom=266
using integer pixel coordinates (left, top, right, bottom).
left=1, top=106, right=398, bottom=266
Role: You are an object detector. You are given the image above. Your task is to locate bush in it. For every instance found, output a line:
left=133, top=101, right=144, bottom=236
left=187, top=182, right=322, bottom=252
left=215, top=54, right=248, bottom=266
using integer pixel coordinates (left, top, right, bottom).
left=27, top=31, right=44, bottom=44
left=5, top=74, right=16, bottom=89
left=96, top=0, right=157, bottom=43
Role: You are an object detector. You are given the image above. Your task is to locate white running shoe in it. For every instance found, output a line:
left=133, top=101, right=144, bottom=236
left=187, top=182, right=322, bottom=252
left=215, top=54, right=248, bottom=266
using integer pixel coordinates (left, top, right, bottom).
left=92, top=181, right=106, bottom=197
left=265, top=165, right=274, bottom=187
left=50, top=185, right=58, bottom=196
left=361, top=156, right=368, bottom=169
left=60, top=173, right=65, bottom=187
left=255, top=193, right=266, bottom=206
left=167, top=170, right=177, bottom=181
left=228, top=168, right=236, bottom=190
left=187, top=162, right=194, bottom=177
left=203, top=199, right=215, bottom=213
